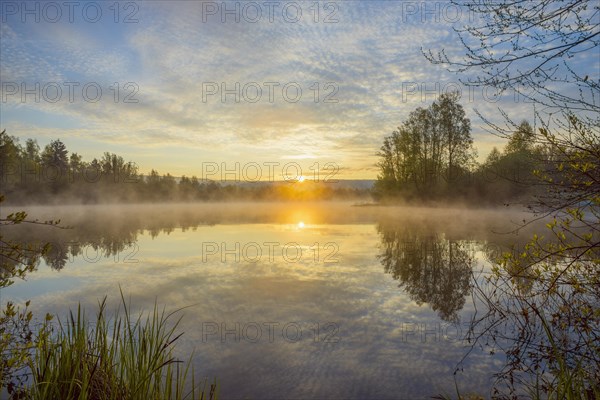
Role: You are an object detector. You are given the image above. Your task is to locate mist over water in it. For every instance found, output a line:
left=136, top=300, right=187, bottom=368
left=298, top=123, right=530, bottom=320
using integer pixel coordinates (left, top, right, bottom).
left=2, top=202, right=544, bottom=399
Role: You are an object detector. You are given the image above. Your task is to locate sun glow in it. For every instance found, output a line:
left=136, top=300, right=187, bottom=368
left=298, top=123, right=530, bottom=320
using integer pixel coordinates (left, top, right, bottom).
left=297, top=221, right=305, bottom=229
left=298, top=175, right=305, bottom=182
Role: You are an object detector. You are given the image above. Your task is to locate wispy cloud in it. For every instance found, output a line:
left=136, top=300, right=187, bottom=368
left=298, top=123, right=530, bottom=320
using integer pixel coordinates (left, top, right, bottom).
left=0, top=1, right=571, bottom=177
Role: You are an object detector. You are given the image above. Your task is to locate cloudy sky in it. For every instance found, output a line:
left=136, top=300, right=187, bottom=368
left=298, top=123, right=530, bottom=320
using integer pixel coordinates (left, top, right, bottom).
left=0, top=1, right=584, bottom=179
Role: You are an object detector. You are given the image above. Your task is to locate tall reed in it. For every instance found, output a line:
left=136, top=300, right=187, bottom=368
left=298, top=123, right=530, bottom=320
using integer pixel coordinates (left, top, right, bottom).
left=28, top=289, right=216, bottom=400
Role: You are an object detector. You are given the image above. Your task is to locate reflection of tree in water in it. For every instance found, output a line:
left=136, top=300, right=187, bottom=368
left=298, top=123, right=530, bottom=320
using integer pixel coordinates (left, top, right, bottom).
left=377, top=222, right=474, bottom=322
left=43, top=243, right=70, bottom=270
left=2, top=208, right=218, bottom=272
left=6, top=226, right=140, bottom=272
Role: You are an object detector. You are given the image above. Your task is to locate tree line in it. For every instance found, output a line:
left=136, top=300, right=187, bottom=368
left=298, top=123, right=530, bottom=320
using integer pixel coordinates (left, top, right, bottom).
left=0, top=130, right=369, bottom=204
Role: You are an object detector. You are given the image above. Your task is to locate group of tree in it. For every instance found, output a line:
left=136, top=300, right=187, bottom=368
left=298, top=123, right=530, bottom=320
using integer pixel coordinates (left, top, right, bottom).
left=0, top=132, right=139, bottom=203
left=0, top=131, right=369, bottom=204
left=374, top=93, right=541, bottom=204
left=375, top=92, right=473, bottom=199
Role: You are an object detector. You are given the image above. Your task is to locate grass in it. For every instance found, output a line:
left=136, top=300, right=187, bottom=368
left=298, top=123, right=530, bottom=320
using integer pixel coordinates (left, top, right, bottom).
left=21, top=289, right=216, bottom=400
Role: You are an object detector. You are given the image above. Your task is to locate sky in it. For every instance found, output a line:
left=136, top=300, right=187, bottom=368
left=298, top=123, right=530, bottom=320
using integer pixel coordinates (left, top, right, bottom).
left=1, top=1, right=596, bottom=180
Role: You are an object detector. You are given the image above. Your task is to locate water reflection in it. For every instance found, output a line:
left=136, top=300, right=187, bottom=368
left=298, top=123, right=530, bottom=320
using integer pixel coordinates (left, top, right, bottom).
left=377, top=221, right=474, bottom=322
left=1, top=203, right=544, bottom=398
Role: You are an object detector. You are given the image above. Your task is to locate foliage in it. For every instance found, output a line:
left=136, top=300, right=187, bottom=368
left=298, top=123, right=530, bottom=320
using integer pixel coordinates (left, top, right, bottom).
left=374, top=102, right=544, bottom=205
left=374, top=92, right=475, bottom=200
left=483, top=115, right=599, bottom=397
left=0, top=301, right=46, bottom=398
left=473, top=120, right=542, bottom=203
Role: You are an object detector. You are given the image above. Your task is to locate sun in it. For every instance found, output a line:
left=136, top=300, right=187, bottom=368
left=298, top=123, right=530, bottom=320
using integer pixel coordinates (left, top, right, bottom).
left=298, top=175, right=305, bottom=183
left=297, top=221, right=305, bottom=229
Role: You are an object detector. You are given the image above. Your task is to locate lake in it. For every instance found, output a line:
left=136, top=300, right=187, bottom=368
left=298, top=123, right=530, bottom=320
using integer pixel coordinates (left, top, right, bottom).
left=2, top=202, right=538, bottom=399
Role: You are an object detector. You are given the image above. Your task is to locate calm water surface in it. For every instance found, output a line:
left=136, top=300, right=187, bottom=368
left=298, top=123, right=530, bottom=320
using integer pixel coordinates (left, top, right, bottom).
left=3, top=203, right=536, bottom=399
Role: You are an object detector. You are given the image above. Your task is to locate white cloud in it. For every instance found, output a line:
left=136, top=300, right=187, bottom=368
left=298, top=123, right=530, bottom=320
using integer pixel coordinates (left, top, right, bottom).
left=2, top=1, right=581, bottom=176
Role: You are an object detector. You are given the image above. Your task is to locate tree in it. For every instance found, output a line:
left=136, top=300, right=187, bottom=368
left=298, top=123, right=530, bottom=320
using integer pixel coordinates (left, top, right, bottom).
left=470, top=120, right=600, bottom=394
left=178, top=175, right=202, bottom=201
left=23, top=139, right=40, bottom=164
left=69, top=152, right=83, bottom=175
left=0, top=130, right=22, bottom=195
left=484, top=147, right=501, bottom=167
left=374, top=135, right=398, bottom=198
left=505, top=121, right=535, bottom=155
left=41, top=139, right=69, bottom=193
left=430, top=92, right=473, bottom=183
left=41, top=139, right=68, bottom=172
left=478, top=121, right=540, bottom=200
left=0, top=130, right=20, bottom=168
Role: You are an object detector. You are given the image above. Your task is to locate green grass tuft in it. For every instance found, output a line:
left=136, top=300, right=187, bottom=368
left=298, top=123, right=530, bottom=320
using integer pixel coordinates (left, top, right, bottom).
left=25, top=288, right=216, bottom=400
